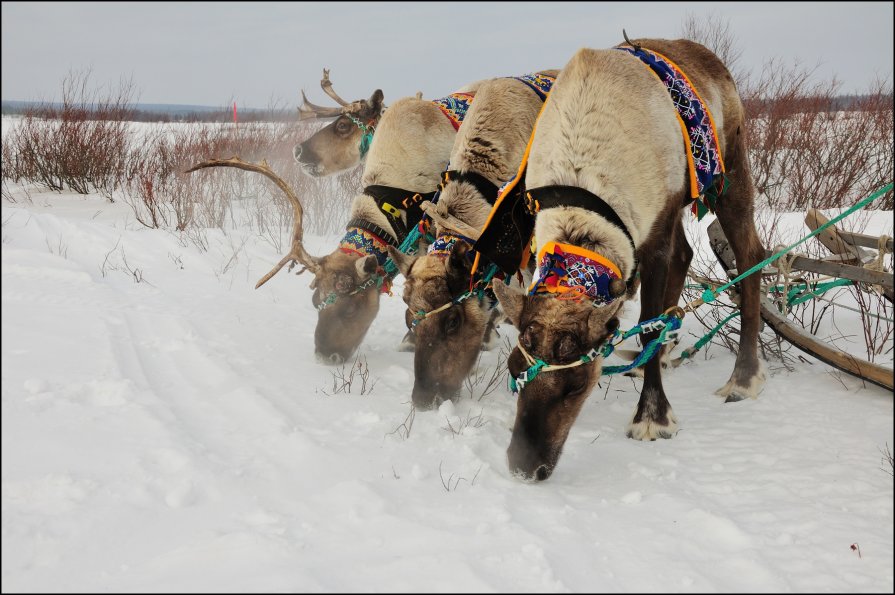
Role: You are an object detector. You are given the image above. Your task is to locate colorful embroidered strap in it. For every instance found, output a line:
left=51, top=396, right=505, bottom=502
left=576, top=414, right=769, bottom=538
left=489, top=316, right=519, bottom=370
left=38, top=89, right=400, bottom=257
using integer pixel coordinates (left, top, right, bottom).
left=511, top=72, right=556, bottom=101
left=528, top=241, right=622, bottom=306
left=431, top=92, right=475, bottom=130
left=427, top=233, right=475, bottom=259
left=615, top=45, right=726, bottom=220
left=339, top=226, right=391, bottom=271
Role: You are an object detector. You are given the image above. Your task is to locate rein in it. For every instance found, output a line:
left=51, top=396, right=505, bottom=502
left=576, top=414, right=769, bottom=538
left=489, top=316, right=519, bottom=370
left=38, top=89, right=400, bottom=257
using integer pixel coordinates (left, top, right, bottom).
left=509, top=307, right=683, bottom=393
left=316, top=274, right=386, bottom=312
left=410, top=234, right=501, bottom=328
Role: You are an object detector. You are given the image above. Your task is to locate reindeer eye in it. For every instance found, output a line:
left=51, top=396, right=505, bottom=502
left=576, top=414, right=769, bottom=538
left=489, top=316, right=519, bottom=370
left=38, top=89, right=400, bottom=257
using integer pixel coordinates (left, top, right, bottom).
left=557, top=333, right=580, bottom=362
left=335, top=118, right=352, bottom=134
left=443, top=309, right=461, bottom=335
left=521, top=326, right=535, bottom=350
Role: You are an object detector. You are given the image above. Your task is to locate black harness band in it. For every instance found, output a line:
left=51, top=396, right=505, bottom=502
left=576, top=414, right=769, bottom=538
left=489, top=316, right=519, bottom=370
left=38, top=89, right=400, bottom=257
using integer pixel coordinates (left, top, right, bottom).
left=441, top=169, right=500, bottom=206
left=525, top=185, right=639, bottom=285
left=363, top=185, right=437, bottom=244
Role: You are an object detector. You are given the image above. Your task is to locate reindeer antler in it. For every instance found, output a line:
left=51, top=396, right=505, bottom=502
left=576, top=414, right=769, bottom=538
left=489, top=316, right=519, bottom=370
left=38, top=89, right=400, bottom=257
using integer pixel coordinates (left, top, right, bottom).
left=320, top=68, right=350, bottom=106
left=297, top=69, right=368, bottom=120
left=185, top=157, right=321, bottom=288
left=298, top=89, right=344, bottom=120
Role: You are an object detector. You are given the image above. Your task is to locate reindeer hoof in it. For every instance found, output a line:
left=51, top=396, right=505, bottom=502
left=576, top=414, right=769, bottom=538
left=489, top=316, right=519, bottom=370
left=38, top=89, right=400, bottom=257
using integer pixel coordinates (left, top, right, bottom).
left=626, top=408, right=678, bottom=440
left=714, top=362, right=766, bottom=402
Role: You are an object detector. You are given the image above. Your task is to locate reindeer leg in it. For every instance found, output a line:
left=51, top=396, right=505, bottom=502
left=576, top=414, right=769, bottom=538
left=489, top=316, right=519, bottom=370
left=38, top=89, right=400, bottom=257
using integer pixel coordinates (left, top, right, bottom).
left=626, top=216, right=692, bottom=377
left=659, top=216, right=693, bottom=368
left=627, top=213, right=679, bottom=440
left=712, top=136, right=766, bottom=402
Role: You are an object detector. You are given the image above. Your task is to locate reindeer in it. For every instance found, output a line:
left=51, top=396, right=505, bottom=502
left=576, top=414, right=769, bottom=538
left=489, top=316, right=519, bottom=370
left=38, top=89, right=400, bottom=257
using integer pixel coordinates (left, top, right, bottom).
left=388, top=72, right=558, bottom=409
left=248, top=75, right=490, bottom=364
left=292, top=70, right=481, bottom=178
left=489, top=38, right=766, bottom=481
left=292, top=69, right=385, bottom=177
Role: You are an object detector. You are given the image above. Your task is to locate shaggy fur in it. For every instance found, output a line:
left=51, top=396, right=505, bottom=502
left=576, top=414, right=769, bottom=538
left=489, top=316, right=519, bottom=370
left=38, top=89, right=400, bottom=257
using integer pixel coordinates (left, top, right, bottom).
left=388, top=73, right=557, bottom=408
left=495, top=39, right=766, bottom=481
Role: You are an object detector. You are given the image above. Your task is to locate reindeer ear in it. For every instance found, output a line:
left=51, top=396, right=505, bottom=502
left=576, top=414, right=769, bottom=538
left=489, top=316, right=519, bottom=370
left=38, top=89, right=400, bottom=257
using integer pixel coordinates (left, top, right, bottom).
left=355, top=254, right=378, bottom=279
left=387, top=245, right=416, bottom=277
left=492, top=280, right=525, bottom=328
left=446, top=244, right=473, bottom=296
left=365, top=89, right=384, bottom=116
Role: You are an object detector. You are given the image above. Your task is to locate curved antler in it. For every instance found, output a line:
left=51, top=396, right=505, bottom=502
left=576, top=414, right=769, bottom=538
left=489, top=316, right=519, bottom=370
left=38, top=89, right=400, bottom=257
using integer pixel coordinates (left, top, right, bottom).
left=320, top=68, right=350, bottom=106
left=298, top=90, right=344, bottom=120
left=185, top=157, right=321, bottom=288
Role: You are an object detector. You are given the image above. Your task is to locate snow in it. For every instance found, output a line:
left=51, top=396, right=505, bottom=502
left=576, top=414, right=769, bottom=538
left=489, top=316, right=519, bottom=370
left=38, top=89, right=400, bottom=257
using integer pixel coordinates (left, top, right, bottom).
left=2, top=185, right=893, bottom=592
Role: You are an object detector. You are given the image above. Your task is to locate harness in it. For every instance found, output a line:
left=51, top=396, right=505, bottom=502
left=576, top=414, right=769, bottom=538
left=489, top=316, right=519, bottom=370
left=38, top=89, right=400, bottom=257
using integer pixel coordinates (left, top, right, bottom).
left=440, top=169, right=500, bottom=206
left=408, top=167, right=508, bottom=327
left=509, top=308, right=683, bottom=393
left=317, top=186, right=436, bottom=311
left=510, top=72, right=556, bottom=101
left=363, top=185, right=436, bottom=245
left=525, top=185, right=639, bottom=289
left=614, top=44, right=727, bottom=219
left=345, top=113, right=377, bottom=158
left=431, top=92, right=475, bottom=130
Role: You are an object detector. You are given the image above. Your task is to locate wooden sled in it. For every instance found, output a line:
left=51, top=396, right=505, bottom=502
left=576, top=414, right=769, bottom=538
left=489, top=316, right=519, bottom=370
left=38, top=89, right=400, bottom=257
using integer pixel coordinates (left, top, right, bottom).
left=707, top=218, right=893, bottom=391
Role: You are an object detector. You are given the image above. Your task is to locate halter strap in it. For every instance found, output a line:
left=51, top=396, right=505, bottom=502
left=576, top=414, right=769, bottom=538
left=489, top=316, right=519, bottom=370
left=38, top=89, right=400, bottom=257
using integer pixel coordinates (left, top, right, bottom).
left=345, top=113, right=377, bottom=158
left=508, top=310, right=683, bottom=393
left=363, top=185, right=437, bottom=244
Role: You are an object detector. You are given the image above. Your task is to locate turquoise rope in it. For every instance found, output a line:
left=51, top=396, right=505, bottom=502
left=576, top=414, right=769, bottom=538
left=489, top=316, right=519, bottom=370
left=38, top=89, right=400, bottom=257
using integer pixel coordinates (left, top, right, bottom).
left=382, top=216, right=435, bottom=278
left=602, top=315, right=682, bottom=375
left=676, top=277, right=858, bottom=362
left=702, top=182, right=893, bottom=304
left=509, top=313, right=682, bottom=393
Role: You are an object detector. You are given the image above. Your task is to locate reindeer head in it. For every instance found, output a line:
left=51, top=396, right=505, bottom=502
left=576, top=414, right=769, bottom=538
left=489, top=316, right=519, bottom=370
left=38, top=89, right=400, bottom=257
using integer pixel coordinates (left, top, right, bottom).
left=309, top=249, right=384, bottom=364
left=294, top=69, right=384, bottom=177
left=493, top=281, right=624, bottom=481
left=388, top=241, right=493, bottom=409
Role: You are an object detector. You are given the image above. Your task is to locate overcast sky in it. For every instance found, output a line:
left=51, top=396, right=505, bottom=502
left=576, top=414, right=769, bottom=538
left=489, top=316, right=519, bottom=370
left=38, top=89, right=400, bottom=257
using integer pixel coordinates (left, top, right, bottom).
left=2, top=2, right=892, bottom=108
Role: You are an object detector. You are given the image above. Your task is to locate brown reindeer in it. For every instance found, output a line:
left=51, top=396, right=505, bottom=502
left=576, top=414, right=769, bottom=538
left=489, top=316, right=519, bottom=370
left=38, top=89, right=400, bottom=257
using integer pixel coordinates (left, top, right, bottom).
left=490, top=38, right=766, bottom=481
left=388, top=72, right=558, bottom=409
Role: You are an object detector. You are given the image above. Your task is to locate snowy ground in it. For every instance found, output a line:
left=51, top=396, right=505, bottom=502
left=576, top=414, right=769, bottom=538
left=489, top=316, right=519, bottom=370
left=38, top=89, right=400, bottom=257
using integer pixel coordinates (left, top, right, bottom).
left=2, top=188, right=893, bottom=592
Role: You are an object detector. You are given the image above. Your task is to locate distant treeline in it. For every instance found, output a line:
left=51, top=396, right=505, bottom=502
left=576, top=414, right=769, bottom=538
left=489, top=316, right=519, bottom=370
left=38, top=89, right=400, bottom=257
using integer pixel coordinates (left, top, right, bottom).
left=3, top=93, right=891, bottom=123
left=743, top=92, right=895, bottom=117
left=1, top=101, right=298, bottom=123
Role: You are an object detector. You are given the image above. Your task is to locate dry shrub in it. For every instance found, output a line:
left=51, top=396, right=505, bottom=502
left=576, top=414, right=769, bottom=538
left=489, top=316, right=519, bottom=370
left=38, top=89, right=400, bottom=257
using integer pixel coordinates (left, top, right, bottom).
left=1, top=68, right=136, bottom=201
left=679, top=15, right=894, bottom=371
left=743, top=63, right=893, bottom=212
